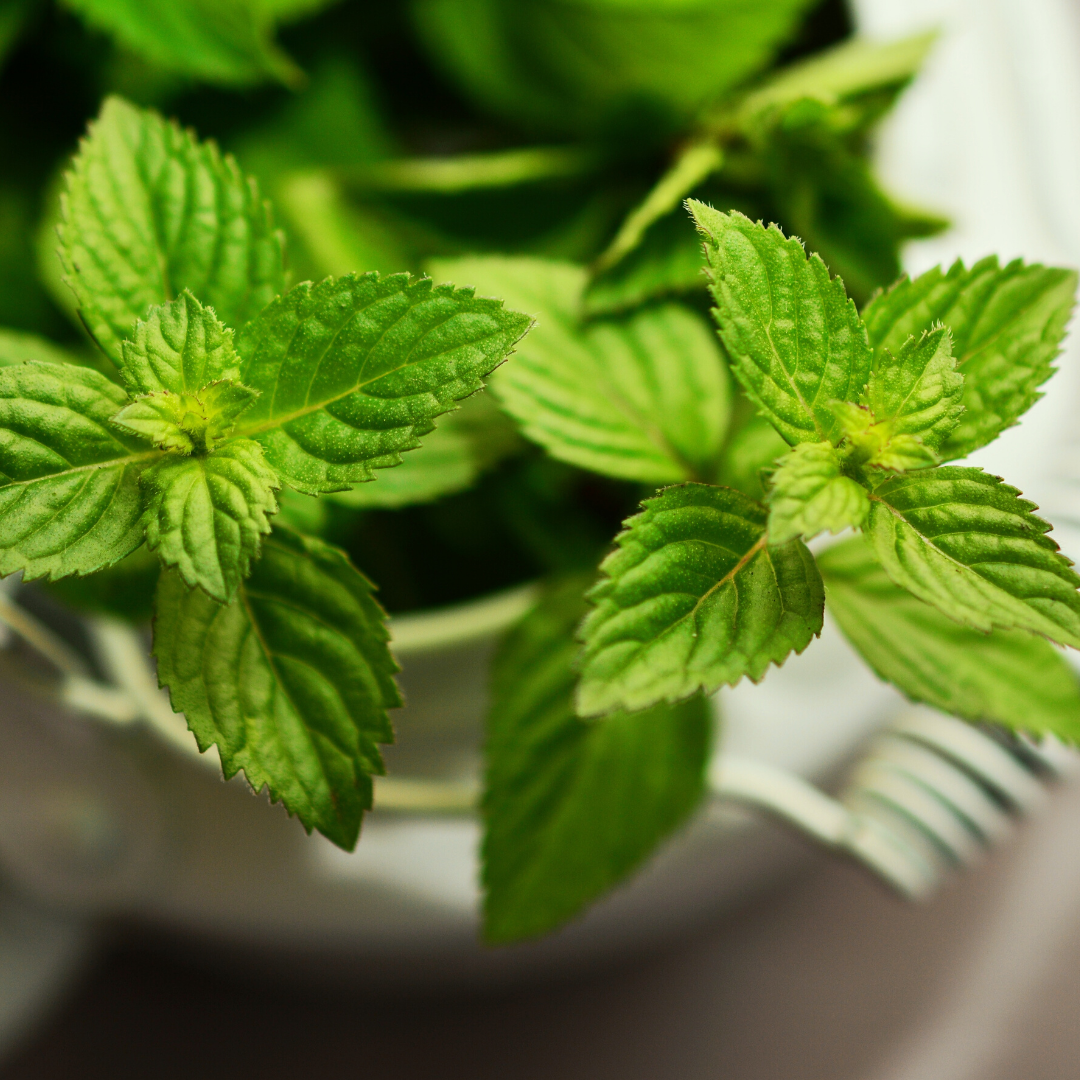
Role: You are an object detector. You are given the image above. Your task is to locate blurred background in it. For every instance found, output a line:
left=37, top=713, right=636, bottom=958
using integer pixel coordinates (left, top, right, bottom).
left=1, top=0, right=1080, bottom=1075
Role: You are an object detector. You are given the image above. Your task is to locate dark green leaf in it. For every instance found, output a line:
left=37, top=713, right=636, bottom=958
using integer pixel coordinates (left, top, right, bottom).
left=59, top=97, right=286, bottom=367
left=231, top=271, right=530, bottom=494
left=154, top=528, right=400, bottom=849
left=0, top=361, right=152, bottom=580
left=820, top=536, right=1080, bottom=740
left=577, top=482, right=823, bottom=717
left=689, top=203, right=872, bottom=446
left=482, top=575, right=711, bottom=943
left=861, top=257, right=1078, bottom=460
left=141, top=438, right=279, bottom=602
left=867, top=467, right=1080, bottom=648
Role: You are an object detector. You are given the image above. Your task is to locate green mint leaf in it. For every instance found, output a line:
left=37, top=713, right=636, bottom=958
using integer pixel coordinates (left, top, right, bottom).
left=689, top=202, right=872, bottom=446
left=861, top=257, right=1078, bottom=460
left=482, top=576, right=711, bottom=944
left=820, top=536, right=1080, bottom=740
left=59, top=97, right=286, bottom=367
left=231, top=272, right=531, bottom=494
left=63, top=0, right=311, bottom=87
left=428, top=256, right=730, bottom=484
left=113, top=382, right=259, bottom=455
left=141, top=438, right=279, bottom=603
left=737, top=32, right=937, bottom=123
left=0, top=361, right=153, bottom=580
left=118, top=292, right=242, bottom=396
left=867, top=467, right=1080, bottom=648
left=864, top=326, right=963, bottom=453
left=326, top=393, right=520, bottom=510
left=153, top=528, right=400, bottom=849
left=577, top=482, right=823, bottom=717
left=830, top=325, right=964, bottom=473
left=768, top=441, right=869, bottom=544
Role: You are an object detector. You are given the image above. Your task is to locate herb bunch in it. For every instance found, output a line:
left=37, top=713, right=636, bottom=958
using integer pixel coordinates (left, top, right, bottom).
left=1, top=0, right=1075, bottom=947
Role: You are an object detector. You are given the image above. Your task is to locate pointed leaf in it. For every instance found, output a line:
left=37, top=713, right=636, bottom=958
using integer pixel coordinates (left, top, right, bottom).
left=689, top=202, right=872, bottom=446
left=59, top=96, right=286, bottom=366
left=141, top=438, right=279, bottom=603
left=429, top=256, right=730, bottom=484
left=153, top=528, right=400, bottom=849
left=768, top=441, right=868, bottom=544
left=118, top=292, right=242, bottom=396
left=483, top=576, right=711, bottom=943
left=577, top=482, right=824, bottom=717
left=231, top=271, right=531, bottom=493
left=861, top=257, right=1078, bottom=459
left=820, top=536, right=1080, bottom=740
left=867, top=467, right=1080, bottom=648
left=0, top=361, right=152, bottom=580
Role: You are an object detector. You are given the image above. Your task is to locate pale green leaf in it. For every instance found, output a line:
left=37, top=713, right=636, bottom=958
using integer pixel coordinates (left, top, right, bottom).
left=861, top=257, right=1078, bottom=460
left=482, top=575, right=711, bottom=943
left=231, top=272, right=531, bottom=494
left=865, top=326, right=962, bottom=452
left=141, top=438, right=279, bottom=602
left=326, top=392, right=520, bottom=509
left=428, top=255, right=729, bottom=484
left=768, top=441, right=868, bottom=544
left=62, top=0, right=311, bottom=86
left=577, top=482, right=824, bottom=717
left=820, top=536, right=1080, bottom=740
left=59, top=97, right=286, bottom=366
left=113, top=381, right=258, bottom=455
left=0, top=361, right=153, bottom=580
left=867, top=467, right=1080, bottom=648
left=689, top=203, right=872, bottom=446
left=736, top=32, right=938, bottom=124
left=118, top=292, right=242, bottom=396
left=153, top=528, right=400, bottom=849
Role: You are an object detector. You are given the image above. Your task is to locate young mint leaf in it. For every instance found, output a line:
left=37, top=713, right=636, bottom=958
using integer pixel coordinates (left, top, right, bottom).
left=428, top=256, right=730, bottom=484
left=141, top=438, right=279, bottom=603
left=59, top=97, right=286, bottom=367
left=326, top=393, right=520, bottom=510
left=689, top=202, right=872, bottom=446
left=0, top=362, right=153, bottom=580
left=482, top=575, right=711, bottom=944
left=867, top=467, right=1080, bottom=648
left=231, top=272, right=531, bottom=494
left=820, top=536, right=1080, bottom=740
left=113, top=382, right=258, bottom=455
left=63, top=0, right=316, bottom=87
left=832, top=325, right=963, bottom=473
left=577, top=482, right=823, bottom=717
left=861, top=257, right=1078, bottom=460
left=768, top=441, right=868, bottom=544
left=119, top=292, right=242, bottom=397
left=154, top=528, right=400, bottom=849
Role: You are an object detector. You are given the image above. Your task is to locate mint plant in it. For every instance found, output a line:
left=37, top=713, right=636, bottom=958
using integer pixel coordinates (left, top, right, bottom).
left=4, top=96, right=529, bottom=848
left=2, top=0, right=1076, bottom=954
left=462, top=209, right=1080, bottom=943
